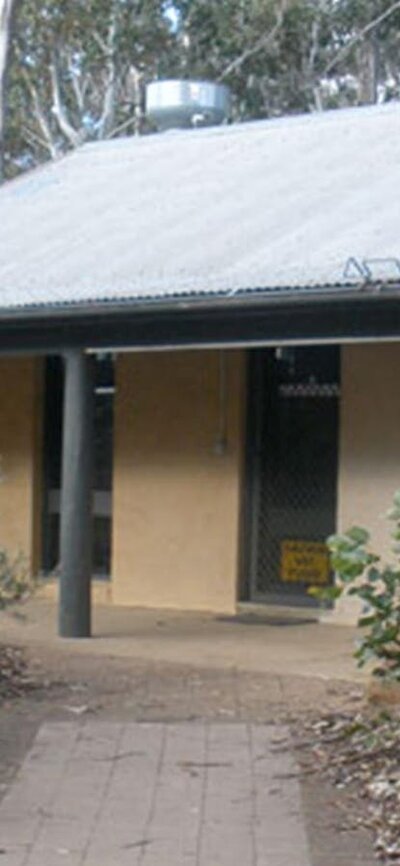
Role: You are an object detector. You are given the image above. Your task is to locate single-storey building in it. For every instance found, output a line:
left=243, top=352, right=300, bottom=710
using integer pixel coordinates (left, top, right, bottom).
left=0, top=100, right=400, bottom=636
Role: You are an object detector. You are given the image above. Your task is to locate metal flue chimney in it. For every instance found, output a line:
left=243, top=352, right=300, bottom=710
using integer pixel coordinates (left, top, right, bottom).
left=146, top=80, right=231, bottom=131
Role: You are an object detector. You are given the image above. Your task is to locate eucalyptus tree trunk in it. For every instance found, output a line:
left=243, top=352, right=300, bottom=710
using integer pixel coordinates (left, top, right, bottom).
left=0, top=0, right=18, bottom=181
left=357, top=37, right=378, bottom=105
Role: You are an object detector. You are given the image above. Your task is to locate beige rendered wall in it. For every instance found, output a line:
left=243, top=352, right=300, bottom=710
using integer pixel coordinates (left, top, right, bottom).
left=0, top=357, right=43, bottom=573
left=112, top=350, right=245, bottom=613
left=330, top=342, right=400, bottom=624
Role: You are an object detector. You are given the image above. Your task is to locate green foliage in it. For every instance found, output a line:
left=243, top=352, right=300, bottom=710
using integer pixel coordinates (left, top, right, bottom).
left=4, top=0, right=175, bottom=174
left=0, top=548, right=37, bottom=608
left=311, top=491, right=400, bottom=682
left=5, top=0, right=400, bottom=176
left=172, top=0, right=400, bottom=119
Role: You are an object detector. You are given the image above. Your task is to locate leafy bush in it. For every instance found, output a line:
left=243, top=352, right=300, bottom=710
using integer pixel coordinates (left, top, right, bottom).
left=310, top=491, right=400, bottom=682
left=0, top=549, right=37, bottom=609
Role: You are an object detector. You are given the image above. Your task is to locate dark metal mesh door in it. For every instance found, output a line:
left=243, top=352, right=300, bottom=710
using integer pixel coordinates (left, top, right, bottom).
left=249, top=346, right=340, bottom=602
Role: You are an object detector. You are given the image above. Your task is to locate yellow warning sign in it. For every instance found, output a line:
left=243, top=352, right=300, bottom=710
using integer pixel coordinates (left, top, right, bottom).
left=281, top=540, right=329, bottom=585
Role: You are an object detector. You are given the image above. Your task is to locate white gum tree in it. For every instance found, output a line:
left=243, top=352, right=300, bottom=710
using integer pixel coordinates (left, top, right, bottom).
left=0, top=0, right=19, bottom=179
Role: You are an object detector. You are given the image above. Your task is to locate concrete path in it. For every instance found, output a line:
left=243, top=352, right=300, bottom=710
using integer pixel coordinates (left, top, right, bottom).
left=0, top=722, right=310, bottom=866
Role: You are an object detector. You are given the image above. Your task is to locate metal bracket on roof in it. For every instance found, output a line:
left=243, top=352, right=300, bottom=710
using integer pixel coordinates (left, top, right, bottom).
left=343, top=257, right=371, bottom=281
left=343, top=256, right=400, bottom=285
left=363, top=257, right=400, bottom=280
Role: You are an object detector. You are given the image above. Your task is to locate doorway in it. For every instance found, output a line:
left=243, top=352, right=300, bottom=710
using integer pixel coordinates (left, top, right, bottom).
left=245, top=346, right=340, bottom=605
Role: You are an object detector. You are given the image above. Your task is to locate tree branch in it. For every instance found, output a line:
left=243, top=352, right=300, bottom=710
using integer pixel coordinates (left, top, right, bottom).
left=306, top=14, right=325, bottom=111
left=217, top=7, right=285, bottom=82
left=96, top=6, right=118, bottom=139
left=107, top=114, right=136, bottom=139
left=324, top=0, right=400, bottom=77
left=22, top=69, right=59, bottom=158
left=50, top=53, right=83, bottom=148
left=22, top=123, right=55, bottom=156
left=66, top=48, right=86, bottom=117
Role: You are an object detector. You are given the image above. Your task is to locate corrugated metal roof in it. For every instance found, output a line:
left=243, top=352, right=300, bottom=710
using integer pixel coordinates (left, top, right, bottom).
left=1, top=101, right=400, bottom=312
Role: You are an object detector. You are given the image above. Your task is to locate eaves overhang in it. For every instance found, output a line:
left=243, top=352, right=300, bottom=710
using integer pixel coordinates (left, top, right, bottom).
left=0, top=280, right=400, bottom=355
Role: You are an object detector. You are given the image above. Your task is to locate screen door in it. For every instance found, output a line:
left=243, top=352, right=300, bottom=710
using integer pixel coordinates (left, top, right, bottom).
left=246, top=346, right=340, bottom=605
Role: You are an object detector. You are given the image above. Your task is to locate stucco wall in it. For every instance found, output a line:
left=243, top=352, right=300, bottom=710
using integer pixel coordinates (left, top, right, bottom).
left=330, top=342, right=400, bottom=624
left=0, top=357, right=43, bottom=573
left=112, top=350, right=245, bottom=613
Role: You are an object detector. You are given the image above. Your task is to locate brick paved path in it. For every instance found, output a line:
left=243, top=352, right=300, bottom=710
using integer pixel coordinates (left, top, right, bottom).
left=0, top=722, right=310, bottom=866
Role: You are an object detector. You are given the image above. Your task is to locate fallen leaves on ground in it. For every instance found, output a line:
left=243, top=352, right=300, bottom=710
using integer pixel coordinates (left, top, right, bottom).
left=298, top=708, right=400, bottom=864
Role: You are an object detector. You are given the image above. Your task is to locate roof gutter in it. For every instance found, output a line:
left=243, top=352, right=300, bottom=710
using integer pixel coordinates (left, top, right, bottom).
left=0, top=280, right=399, bottom=323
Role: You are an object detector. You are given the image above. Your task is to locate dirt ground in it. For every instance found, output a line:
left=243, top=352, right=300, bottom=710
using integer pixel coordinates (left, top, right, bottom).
left=0, top=638, right=378, bottom=866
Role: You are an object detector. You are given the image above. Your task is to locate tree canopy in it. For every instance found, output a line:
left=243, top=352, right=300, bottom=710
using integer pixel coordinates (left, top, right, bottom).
left=5, top=0, right=174, bottom=174
left=3, top=0, right=400, bottom=178
left=171, top=0, right=400, bottom=116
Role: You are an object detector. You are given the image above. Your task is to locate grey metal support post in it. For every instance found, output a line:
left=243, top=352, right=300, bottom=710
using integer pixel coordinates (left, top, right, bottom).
left=59, top=349, right=94, bottom=637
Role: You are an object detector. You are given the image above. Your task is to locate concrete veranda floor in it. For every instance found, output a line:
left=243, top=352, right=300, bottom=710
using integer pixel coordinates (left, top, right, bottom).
left=0, top=597, right=363, bottom=683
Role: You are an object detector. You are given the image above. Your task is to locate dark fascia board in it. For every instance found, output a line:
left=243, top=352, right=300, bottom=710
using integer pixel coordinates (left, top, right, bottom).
left=0, top=287, right=400, bottom=354
left=0, top=280, right=398, bottom=321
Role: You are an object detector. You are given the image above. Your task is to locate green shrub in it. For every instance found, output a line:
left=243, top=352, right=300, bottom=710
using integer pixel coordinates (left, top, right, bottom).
left=0, top=550, right=37, bottom=609
left=310, top=491, right=400, bottom=682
